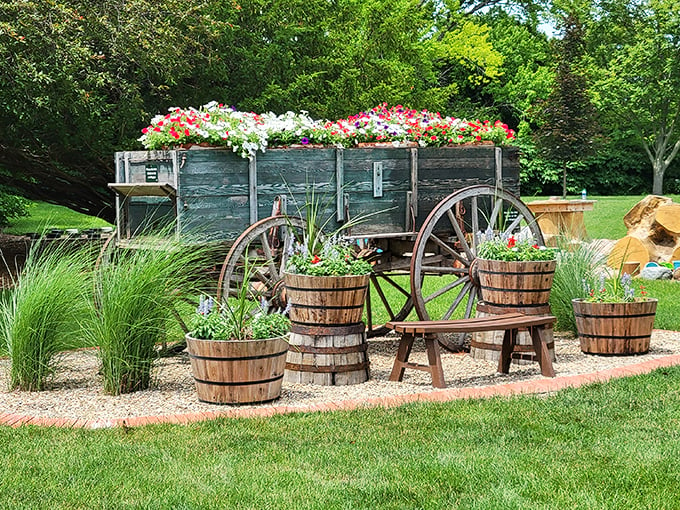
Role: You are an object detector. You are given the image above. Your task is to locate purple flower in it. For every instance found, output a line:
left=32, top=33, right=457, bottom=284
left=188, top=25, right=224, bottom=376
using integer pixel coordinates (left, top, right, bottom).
left=300, top=137, right=309, bottom=145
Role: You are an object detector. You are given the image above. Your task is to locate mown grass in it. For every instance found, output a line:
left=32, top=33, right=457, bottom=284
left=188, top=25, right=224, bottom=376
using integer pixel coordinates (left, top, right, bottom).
left=1, top=366, right=680, bottom=509
left=3, top=201, right=112, bottom=235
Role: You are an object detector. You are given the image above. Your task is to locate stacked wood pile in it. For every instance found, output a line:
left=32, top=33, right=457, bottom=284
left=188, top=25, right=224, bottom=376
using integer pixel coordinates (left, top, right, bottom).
left=607, top=195, right=680, bottom=268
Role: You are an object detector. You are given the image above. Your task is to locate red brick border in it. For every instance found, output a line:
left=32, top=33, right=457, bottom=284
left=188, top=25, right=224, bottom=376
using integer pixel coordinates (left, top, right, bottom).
left=4, top=345, right=680, bottom=430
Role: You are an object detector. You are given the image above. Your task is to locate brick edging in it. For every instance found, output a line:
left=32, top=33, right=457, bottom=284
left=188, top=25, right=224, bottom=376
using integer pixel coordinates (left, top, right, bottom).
left=4, top=351, right=680, bottom=430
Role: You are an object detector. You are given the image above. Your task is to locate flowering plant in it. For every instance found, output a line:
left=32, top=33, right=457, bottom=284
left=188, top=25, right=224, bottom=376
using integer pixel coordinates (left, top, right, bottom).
left=476, top=230, right=556, bottom=262
left=190, top=295, right=291, bottom=341
left=190, top=257, right=290, bottom=340
left=582, top=272, right=649, bottom=303
left=138, top=102, right=515, bottom=159
left=286, top=237, right=373, bottom=276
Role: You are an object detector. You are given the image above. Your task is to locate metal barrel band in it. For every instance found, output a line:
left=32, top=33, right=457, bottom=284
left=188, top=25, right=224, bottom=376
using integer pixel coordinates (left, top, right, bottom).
left=292, top=302, right=365, bottom=310
left=574, top=312, right=656, bottom=319
left=285, top=284, right=369, bottom=292
left=480, top=285, right=552, bottom=293
left=578, top=333, right=652, bottom=340
left=290, top=322, right=366, bottom=336
left=284, top=361, right=369, bottom=374
left=291, top=319, right=366, bottom=328
left=479, top=301, right=552, bottom=309
left=192, top=374, right=284, bottom=386
left=188, top=350, right=289, bottom=362
left=477, top=269, right=555, bottom=276
left=291, top=343, right=368, bottom=355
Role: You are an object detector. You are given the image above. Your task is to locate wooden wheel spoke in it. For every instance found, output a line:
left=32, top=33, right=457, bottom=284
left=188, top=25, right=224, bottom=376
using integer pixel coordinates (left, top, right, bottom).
left=446, top=210, right=473, bottom=259
left=464, top=285, right=478, bottom=319
left=488, top=198, right=503, bottom=231
left=375, top=273, right=411, bottom=298
left=442, top=281, right=472, bottom=320
left=423, top=275, right=469, bottom=304
left=258, top=233, right=279, bottom=281
left=471, top=196, right=479, bottom=252
left=428, top=234, right=470, bottom=266
left=503, top=211, right=527, bottom=237
left=370, top=274, right=394, bottom=318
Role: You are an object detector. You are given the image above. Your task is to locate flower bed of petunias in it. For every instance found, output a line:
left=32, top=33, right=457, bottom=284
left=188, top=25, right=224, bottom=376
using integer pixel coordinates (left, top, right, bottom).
left=138, top=102, right=515, bottom=158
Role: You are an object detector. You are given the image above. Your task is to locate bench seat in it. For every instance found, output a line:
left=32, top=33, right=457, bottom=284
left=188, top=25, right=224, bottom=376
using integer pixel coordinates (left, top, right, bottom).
left=386, top=314, right=556, bottom=388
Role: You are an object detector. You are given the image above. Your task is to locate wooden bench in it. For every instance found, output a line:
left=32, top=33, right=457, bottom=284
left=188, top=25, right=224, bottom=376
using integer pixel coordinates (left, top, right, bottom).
left=386, top=313, right=557, bottom=388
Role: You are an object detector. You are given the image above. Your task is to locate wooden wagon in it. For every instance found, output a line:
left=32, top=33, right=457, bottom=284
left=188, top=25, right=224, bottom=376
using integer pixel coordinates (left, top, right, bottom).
left=109, top=144, right=544, bottom=348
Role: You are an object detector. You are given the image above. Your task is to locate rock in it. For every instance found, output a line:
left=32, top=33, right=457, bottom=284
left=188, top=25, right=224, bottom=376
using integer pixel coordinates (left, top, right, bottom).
left=674, top=268, right=680, bottom=281
left=639, top=266, right=673, bottom=280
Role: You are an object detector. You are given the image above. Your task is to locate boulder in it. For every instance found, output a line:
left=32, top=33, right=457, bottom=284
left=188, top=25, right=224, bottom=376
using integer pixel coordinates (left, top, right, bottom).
left=639, top=266, right=673, bottom=280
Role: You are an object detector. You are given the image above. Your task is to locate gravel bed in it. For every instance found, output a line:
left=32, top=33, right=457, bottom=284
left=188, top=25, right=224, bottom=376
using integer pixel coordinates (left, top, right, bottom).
left=2, top=330, right=680, bottom=422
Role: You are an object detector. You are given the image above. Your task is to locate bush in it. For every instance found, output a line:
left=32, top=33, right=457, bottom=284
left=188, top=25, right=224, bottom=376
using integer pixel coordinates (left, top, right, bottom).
left=0, top=188, right=29, bottom=229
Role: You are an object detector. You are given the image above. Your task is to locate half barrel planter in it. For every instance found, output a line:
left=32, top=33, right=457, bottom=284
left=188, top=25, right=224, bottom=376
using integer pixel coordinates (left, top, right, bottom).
left=283, top=272, right=370, bottom=385
left=185, top=334, right=289, bottom=404
left=572, top=298, right=657, bottom=355
left=472, top=258, right=557, bottom=364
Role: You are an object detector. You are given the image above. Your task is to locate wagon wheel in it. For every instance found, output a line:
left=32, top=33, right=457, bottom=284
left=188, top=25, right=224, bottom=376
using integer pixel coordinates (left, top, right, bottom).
left=410, top=185, right=544, bottom=352
left=217, top=216, right=307, bottom=308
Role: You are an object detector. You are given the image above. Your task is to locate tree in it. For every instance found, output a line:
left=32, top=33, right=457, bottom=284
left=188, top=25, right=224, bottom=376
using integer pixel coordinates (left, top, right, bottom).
left=1, top=0, right=509, bottom=221
left=534, top=11, right=598, bottom=198
left=590, top=0, right=680, bottom=194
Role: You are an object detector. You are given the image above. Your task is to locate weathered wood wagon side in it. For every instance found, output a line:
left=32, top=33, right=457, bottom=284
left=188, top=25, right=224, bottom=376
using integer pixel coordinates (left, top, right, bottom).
left=110, top=145, right=519, bottom=243
left=110, top=145, right=533, bottom=341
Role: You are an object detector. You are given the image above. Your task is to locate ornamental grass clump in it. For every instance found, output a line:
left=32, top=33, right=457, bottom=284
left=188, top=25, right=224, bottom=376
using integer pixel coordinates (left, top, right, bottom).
left=0, top=242, right=96, bottom=391
left=87, top=236, right=212, bottom=395
left=549, top=240, right=606, bottom=333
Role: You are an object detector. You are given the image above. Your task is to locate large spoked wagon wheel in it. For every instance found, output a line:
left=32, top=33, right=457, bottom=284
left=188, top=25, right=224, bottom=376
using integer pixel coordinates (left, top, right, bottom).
left=217, top=215, right=307, bottom=308
left=410, top=185, right=544, bottom=352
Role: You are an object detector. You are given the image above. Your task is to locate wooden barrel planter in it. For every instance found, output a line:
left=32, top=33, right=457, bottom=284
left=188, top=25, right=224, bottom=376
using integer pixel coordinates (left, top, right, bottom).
left=283, top=272, right=370, bottom=385
left=572, top=298, right=657, bottom=355
left=470, top=302, right=556, bottom=365
left=284, top=323, right=370, bottom=385
left=283, top=272, right=370, bottom=326
left=477, top=259, right=556, bottom=309
left=185, top=334, right=289, bottom=404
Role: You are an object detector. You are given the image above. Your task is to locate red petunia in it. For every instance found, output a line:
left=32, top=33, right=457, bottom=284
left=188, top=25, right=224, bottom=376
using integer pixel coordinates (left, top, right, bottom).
left=507, top=237, right=516, bottom=248
left=311, top=255, right=321, bottom=264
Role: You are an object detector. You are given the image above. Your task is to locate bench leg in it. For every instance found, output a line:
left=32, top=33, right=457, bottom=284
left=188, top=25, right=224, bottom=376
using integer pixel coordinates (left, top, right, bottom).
left=530, top=326, right=555, bottom=377
left=424, top=335, right=446, bottom=388
left=389, top=333, right=415, bottom=382
left=498, top=328, right=517, bottom=374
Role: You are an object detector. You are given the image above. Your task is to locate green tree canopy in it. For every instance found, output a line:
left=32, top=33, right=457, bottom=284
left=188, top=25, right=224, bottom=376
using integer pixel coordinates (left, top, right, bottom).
left=590, top=0, right=680, bottom=194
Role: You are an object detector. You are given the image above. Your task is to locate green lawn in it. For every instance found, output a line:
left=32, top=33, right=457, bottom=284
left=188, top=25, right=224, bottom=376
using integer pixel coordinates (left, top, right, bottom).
left=3, top=201, right=113, bottom=235
left=2, top=197, right=680, bottom=509
left=1, top=367, right=680, bottom=508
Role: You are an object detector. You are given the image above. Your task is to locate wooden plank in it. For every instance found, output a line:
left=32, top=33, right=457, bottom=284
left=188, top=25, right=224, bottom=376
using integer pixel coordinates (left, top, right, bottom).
left=249, top=155, right=258, bottom=223
left=410, top=148, right=418, bottom=218
left=336, top=148, right=344, bottom=221
left=108, top=183, right=176, bottom=197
